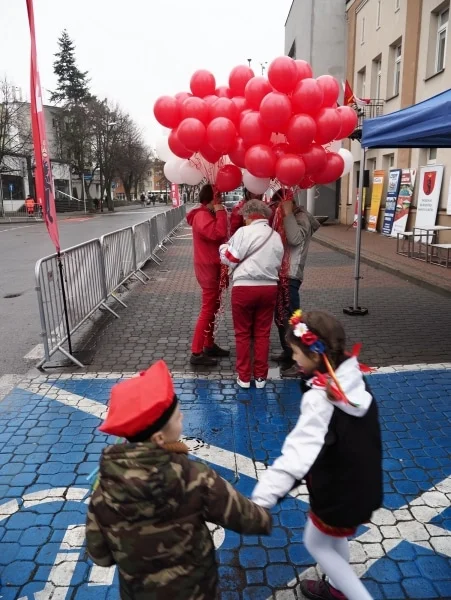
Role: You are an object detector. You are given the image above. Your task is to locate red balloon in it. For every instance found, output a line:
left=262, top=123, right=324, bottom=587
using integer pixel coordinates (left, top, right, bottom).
left=215, top=86, right=232, bottom=98
left=317, top=75, right=340, bottom=107
left=292, top=79, right=323, bottom=116
left=229, top=65, right=255, bottom=97
left=286, top=114, right=317, bottom=152
left=275, top=154, right=306, bottom=187
left=301, top=143, right=328, bottom=175
left=299, top=175, right=315, bottom=189
left=336, top=106, right=358, bottom=139
left=231, top=96, right=248, bottom=115
left=314, top=152, right=344, bottom=184
left=206, top=117, right=237, bottom=154
left=154, top=96, right=180, bottom=128
left=315, top=108, right=342, bottom=144
left=204, top=94, right=219, bottom=106
left=216, top=164, right=242, bottom=192
left=199, top=139, right=221, bottom=164
left=177, top=118, right=206, bottom=152
left=272, top=142, right=291, bottom=159
left=228, top=137, right=247, bottom=168
left=168, top=129, right=192, bottom=159
left=181, top=97, right=209, bottom=124
left=175, top=91, right=192, bottom=101
left=268, top=56, right=298, bottom=94
left=240, top=111, right=271, bottom=147
left=209, top=98, right=238, bottom=123
left=295, top=60, right=313, bottom=81
left=245, top=76, right=272, bottom=110
left=190, top=69, right=216, bottom=98
left=245, top=144, right=277, bottom=178
left=259, top=92, right=292, bottom=133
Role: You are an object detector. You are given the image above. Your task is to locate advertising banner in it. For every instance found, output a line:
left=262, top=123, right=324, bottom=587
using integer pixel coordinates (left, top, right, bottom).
left=381, top=169, right=402, bottom=236
left=367, top=170, right=385, bottom=232
left=171, top=183, right=180, bottom=207
left=414, top=165, right=444, bottom=240
left=391, top=169, right=417, bottom=237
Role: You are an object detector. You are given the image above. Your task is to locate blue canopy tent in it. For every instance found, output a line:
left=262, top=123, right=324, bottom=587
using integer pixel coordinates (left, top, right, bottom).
left=344, top=89, right=451, bottom=316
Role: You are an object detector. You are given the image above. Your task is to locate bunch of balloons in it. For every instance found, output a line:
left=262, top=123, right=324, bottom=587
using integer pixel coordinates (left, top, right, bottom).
left=153, top=57, right=356, bottom=194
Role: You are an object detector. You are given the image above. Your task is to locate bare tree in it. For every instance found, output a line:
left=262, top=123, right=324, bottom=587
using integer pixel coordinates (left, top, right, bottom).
left=0, top=78, right=32, bottom=168
left=114, top=119, right=153, bottom=202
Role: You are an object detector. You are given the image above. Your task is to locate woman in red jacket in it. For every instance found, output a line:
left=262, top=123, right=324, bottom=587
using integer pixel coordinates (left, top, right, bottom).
left=186, top=184, right=230, bottom=366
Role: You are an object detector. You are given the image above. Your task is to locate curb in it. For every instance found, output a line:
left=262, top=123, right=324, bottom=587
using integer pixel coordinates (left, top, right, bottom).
left=314, top=235, right=451, bottom=298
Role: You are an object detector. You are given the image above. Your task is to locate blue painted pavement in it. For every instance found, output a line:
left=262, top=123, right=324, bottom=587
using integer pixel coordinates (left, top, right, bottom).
left=0, top=368, right=450, bottom=599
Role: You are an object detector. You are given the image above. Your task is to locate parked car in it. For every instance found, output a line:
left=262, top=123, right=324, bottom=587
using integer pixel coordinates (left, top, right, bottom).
left=222, top=192, right=244, bottom=212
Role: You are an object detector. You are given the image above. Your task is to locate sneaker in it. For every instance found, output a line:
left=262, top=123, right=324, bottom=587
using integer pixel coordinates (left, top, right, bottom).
left=255, top=378, right=266, bottom=389
left=204, top=344, right=230, bottom=358
left=236, top=377, right=250, bottom=389
left=281, top=364, right=301, bottom=378
left=270, top=351, right=290, bottom=363
left=300, top=576, right=347, bottom=600
left=190, top=353, right=218, bottom=366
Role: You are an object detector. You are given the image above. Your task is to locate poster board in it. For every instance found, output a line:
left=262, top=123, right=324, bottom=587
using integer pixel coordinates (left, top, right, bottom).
left=381, top=169, right=402, bottom=236
left=414, top=165, right=444, bottom=240
left=367, top=170, right=385, bottom=232
left=391, top=169, right=417, bottom=237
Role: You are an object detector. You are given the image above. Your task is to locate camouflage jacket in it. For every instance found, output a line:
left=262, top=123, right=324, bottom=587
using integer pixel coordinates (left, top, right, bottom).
left=86, top=441, right=272, bottom=600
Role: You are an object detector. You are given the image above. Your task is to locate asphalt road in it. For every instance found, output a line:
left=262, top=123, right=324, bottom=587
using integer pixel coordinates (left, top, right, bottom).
left=0, top=205, right=171, bottom=378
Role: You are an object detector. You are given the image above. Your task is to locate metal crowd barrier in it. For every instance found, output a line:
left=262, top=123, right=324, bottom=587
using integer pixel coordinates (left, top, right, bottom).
left=35, top=205, right=186, bottom=368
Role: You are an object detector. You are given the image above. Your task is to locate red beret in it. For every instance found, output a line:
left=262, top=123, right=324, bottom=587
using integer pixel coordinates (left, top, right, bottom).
left=99, top=360, right=175, bottom=438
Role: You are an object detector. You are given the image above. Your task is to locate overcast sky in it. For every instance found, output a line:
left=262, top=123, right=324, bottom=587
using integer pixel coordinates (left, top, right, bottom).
left=2, top=0, right=293, bottom=145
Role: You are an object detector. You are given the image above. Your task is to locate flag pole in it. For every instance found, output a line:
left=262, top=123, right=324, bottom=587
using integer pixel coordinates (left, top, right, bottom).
left=343, top=144, right=368, bottom=316
left=57, top=253, right=73, bottom=355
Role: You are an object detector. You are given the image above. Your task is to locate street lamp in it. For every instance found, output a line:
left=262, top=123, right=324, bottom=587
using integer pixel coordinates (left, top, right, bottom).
left=247, top=58, right=252, bottom=68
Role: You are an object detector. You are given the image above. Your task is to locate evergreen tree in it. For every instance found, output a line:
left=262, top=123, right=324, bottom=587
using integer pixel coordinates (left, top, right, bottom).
left=50, top=30, right=90, bottom=105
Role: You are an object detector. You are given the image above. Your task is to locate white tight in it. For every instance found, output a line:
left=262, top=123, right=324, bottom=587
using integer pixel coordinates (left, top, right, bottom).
left=304, top=518, right=373, bottom=600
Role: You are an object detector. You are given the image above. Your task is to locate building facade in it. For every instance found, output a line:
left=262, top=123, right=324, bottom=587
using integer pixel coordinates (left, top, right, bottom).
left=344, top=0, right=451, bottom=231
left=285, top=0, right=347, bottom=219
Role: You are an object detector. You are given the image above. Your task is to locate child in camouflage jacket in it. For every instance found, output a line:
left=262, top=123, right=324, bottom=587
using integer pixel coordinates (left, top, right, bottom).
left=86, top=360, right=272, bottom=600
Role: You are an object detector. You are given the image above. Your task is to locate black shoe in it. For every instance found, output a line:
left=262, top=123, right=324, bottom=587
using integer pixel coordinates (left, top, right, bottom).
left=270, top=351, right=290, bottom=363
left=204, top=344, right=230, bottom=358
left=281, top=364, right=301, bottom=378
left=190, top=353, right=218, bottom=366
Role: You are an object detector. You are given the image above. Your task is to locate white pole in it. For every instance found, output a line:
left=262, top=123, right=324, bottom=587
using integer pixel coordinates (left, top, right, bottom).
left=307, top=186, right=316, bottom=214
left=344, top=145, right=368, bottom=316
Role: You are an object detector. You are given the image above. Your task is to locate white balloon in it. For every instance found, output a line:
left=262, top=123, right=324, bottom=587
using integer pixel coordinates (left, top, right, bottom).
left=242, top=171, right=271, bottom=195
left=164, top=159, right=185, bottom=184
left=180, top=160, right=204, bottom=186
left=156, top=136, right=174, bottom=162
left=338, top=148, right=354, bottom=177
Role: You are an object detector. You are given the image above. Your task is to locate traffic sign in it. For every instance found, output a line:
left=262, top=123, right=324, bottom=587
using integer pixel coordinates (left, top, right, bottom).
left=8, top=183, right=14, bottom=193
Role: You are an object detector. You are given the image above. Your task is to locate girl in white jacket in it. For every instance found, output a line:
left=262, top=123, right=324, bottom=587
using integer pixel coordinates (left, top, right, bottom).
left=220, top=200, right=284, bottom=389
left=252, top=309, right=382, bottom=600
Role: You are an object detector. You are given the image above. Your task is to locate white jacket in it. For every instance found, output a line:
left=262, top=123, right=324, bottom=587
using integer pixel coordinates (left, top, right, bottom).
left=251, top=357, right=375, bottom=509
left=219, top=219, right=284, bottom=286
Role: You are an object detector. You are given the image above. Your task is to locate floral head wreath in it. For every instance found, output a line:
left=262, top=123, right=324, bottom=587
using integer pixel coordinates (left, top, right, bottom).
left=288, top=310, right=373, bottom=407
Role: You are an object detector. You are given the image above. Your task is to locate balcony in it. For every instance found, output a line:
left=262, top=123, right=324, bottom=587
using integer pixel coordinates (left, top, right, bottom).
left=349, top=99, right=385, bottom=141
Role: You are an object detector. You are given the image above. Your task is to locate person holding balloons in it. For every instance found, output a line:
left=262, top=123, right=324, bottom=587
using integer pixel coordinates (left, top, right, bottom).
left=187, top=183, right=230, bottom=367
left=271, top=189, right=321, bottom=377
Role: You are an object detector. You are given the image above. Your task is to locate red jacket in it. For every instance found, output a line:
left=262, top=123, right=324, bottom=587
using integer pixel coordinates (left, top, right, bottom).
left=187, top=206, right=228, bottom=288
left=230, top=200, right=246, bottom=236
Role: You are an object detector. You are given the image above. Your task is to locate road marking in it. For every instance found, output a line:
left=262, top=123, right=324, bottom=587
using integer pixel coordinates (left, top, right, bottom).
left=24, top=343, right=45, bottom=360
left=0, top=374, right=25, bottom=402
left=0, top=224, right=37, bottom=233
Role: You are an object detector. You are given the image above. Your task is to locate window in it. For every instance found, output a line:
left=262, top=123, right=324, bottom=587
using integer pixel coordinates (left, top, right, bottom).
left=428, top=147, right=438, bottom=163
left=393, top=43, right=402, bottom=96
left=377, top=0, right=382, bottom=28
left=361, top=16, right=366, bottom=44
left=357, top=68, right=367, bottom=98
left=395, top=0, right=400, bottom=11
left=372, top=56, right=382, bottom=98
left=436, top=8, right=448, bottom=72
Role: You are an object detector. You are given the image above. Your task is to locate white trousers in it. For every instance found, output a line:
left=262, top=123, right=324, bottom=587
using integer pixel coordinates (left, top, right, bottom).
left=304, top=517, right=373, bottom=600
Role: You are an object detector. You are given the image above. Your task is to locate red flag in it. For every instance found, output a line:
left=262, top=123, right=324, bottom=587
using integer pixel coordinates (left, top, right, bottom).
left=343, top=80, right=371, bottom=108
left=26, top=0, right=60, bottom=252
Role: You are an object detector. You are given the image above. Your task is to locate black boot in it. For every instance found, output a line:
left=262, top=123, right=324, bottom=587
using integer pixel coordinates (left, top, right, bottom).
left=190, top=353, right=218, bottom=366
left=204, top=344, right=230, bottom=358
